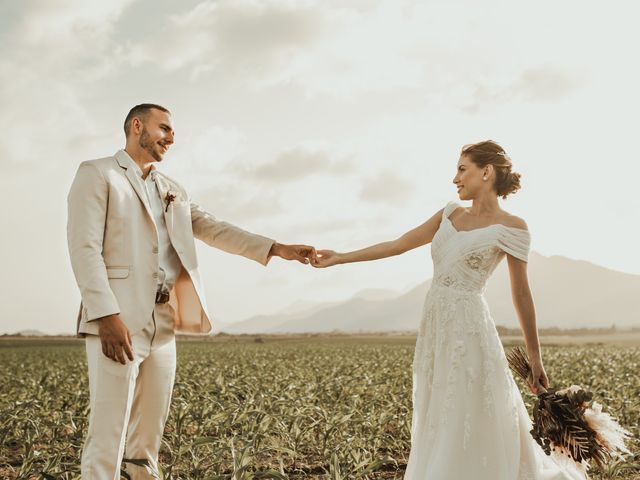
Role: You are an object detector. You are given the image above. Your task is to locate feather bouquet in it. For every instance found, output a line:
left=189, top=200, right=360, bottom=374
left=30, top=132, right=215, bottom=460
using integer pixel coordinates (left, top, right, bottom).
left=506, top=346, right=633, bottom=471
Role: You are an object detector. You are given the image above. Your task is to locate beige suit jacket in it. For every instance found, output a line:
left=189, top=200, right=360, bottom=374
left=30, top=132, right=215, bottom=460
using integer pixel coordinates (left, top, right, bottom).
left=67, top=150, right=274, bottom=336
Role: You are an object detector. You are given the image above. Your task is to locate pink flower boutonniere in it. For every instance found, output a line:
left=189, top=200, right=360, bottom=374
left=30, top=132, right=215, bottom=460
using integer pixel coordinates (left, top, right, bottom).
left=164, top=191, right=177, bottom=212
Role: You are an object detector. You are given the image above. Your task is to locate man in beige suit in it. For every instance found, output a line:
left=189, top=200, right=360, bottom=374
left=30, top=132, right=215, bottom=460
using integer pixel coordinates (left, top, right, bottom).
left=67, top=103, right=315, bottom=479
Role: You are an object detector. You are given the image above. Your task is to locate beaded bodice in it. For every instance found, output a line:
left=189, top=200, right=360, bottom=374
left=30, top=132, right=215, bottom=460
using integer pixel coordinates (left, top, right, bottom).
left=431, top=202, right=531, bottom=294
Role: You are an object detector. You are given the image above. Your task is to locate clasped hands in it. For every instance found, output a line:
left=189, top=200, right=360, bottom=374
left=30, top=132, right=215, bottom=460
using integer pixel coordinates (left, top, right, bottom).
left=268, top=242, right=338, bottom=268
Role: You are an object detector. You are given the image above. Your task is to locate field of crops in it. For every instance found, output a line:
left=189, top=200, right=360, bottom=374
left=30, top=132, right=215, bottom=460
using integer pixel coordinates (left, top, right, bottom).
left=1, top=337, right=639, bottom=479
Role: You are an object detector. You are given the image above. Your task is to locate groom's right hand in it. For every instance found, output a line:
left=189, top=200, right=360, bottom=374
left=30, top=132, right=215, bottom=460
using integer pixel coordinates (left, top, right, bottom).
left=97, top=314, right=134, bottom=364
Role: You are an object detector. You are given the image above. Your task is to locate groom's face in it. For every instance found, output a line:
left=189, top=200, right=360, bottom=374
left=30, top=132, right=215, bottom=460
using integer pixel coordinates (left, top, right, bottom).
left=139, top=109, right=175, bottom=162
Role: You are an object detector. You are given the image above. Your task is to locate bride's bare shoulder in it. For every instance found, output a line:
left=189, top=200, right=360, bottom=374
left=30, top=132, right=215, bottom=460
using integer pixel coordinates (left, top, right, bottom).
left=500, top=212, right=528, bottom=230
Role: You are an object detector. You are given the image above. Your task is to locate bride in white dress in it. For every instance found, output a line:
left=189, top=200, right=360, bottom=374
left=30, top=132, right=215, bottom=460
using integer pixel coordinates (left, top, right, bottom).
left=312, top=140, right=588, bottom=479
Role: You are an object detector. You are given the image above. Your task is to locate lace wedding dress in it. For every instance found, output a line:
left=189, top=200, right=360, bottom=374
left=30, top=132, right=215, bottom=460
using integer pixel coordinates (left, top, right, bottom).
left=405, top=202, right=588, bottom=480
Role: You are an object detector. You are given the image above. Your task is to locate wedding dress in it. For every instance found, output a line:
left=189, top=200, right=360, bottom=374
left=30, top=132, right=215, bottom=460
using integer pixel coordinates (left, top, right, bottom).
left=405, top=202, right=588, bottom=480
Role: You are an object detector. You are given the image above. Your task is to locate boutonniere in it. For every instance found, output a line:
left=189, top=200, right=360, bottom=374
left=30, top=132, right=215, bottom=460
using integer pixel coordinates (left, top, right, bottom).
left=164, top=191, right=177, bottom=212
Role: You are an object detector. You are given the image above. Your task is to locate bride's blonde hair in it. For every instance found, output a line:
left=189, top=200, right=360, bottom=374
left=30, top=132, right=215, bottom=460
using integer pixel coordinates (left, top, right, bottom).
left=461, top=140, right=521, bottom=199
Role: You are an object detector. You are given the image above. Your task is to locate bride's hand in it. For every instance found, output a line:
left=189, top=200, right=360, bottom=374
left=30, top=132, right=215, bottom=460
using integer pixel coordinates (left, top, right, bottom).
left=527, top=358, right=549, bottom=395
left=311, top=250, right=342, bottom=268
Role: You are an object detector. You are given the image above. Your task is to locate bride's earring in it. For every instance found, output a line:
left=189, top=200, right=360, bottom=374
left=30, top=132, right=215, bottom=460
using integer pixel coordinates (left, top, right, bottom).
left=483, top=176, right=487, bottom=181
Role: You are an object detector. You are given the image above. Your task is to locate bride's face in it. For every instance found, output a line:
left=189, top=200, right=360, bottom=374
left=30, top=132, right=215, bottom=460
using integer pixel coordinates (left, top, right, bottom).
left=453, top=155, right=485, bottom=200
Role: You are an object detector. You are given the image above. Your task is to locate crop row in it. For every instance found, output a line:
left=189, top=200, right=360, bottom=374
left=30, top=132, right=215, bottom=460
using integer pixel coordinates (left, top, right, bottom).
left=0, top=340, right=638, bottom=479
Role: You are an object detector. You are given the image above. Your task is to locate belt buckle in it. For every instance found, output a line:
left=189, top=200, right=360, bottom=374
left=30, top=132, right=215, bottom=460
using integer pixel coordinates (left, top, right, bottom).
left=155, top=291, right=170, bottom=304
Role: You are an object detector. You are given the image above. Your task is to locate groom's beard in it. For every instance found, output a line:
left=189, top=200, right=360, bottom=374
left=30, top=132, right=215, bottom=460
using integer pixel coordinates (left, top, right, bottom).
left=139, top=127, right=163, bottom=162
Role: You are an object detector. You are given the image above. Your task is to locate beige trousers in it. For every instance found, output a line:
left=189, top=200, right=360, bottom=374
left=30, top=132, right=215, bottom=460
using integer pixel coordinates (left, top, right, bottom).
left=81, top=303, right=176, bottom=480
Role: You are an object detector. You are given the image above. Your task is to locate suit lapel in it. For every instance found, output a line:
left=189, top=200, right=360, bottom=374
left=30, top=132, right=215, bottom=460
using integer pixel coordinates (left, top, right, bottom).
left=114, top=150, right=155, bottom=226
left=152, top=172, right=176, bottom=243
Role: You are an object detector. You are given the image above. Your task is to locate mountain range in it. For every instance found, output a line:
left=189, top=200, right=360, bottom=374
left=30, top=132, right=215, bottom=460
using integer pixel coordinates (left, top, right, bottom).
left=221, top=252, right=640, bottom=334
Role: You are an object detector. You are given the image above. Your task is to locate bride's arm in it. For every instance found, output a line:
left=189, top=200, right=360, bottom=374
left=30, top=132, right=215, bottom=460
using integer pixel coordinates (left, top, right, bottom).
left=312, top=208, right=444, bottom=268
left=507, top=255, right=548, bottom=393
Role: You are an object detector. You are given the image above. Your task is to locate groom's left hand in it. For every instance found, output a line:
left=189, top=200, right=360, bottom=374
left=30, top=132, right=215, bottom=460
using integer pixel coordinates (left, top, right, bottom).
left=269, top=242, right=317, bottom=264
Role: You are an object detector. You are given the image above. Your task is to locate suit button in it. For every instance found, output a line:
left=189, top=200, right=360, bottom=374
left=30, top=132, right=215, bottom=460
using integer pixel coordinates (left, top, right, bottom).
left=152, top=247, right=159, bottom=254
left=152, top=272, right=158, bottom=279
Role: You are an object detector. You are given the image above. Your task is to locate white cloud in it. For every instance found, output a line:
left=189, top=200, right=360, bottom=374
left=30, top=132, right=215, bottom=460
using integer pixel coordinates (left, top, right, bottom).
left=17, top=0, right=134, bottom=45
left=116, top=0, right=602, bottom=105
left=165, top=125, right=248, bottom=178
left=462, top=66, right=583, bottom=114
left=360, top=171, right=414, bottom=204
left=122, top=0, right=443, bottom=94
left=229, top=146, right=354, bottom=183
left=292, top=218, right=356, bottom=236
left=0, top=0, right=136, bottom=166
left=193, top=184, right=284, bottom=221
left=129, top=0, right=325, bottom=77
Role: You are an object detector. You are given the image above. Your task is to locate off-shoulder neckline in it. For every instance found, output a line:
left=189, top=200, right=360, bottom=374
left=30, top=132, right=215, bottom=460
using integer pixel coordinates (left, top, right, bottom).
left=444, top=203, right=529, bottom=234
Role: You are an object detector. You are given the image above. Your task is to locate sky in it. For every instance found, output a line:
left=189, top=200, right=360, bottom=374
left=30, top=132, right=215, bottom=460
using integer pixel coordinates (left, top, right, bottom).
left=1, top=0, right=639, bottom=334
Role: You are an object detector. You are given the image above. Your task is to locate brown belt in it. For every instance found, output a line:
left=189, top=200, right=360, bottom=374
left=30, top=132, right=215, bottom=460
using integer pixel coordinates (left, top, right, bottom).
left=155, top=291, right=170, bottom=304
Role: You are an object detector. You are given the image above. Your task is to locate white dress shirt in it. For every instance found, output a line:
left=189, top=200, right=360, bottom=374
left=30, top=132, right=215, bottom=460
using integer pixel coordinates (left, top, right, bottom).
left=122, top=152, right=182, bottom=293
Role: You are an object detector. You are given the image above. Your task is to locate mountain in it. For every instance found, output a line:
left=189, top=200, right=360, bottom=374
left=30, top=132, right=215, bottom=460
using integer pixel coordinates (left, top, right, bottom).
left=262, top=285, right=427, bottom=333
left=12, top=329, right=48, bottom=336
left=222, top=298, right=343, bottom=334
left=211, top=319, right=231, bottom=334
left=221, top=253, right=640, bottom=333
left=352, top=288, right=399, bottom=301
left=486, top=252, right=640, bottom=329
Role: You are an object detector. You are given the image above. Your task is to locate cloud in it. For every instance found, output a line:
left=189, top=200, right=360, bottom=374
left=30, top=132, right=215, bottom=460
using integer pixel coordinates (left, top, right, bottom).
left=462, top=66, right=583, bottom=114
left=359, top=171, right=414, bottom=204
left=0, top=0, right=136, bottom=166
left=0, top=0, right=600, bottom=170
left=166, top=125, right=248, bottom=179
left=263, top=0, right=431, bottom=96
left=290, top=218, right=356, bottom=236
left=124, top=0, right=442, bottom=95
left=230, top=146, right=354, bottom=183
left=192, top=184, right=284, bottom=222
left=131, top=0, right=325, bottom=78
left=110, top=0, right=597, bottom=107
left=16, top=0, right=134, bottom=46
left=511, top=67, right=581, bottom=102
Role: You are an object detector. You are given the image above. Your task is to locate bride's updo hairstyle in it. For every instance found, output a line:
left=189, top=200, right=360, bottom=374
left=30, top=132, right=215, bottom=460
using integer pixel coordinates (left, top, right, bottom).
left=461, top=140, right=521, bottom=199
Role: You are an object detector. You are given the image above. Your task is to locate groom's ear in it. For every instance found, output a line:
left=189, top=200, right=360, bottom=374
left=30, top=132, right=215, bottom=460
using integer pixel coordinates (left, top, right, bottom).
left=130, top=117, right=143, bottom=136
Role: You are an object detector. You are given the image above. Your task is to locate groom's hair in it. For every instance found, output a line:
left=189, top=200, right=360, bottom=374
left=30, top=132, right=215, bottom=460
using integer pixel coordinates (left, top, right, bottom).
left=124, top=103, right=171, bottom=136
